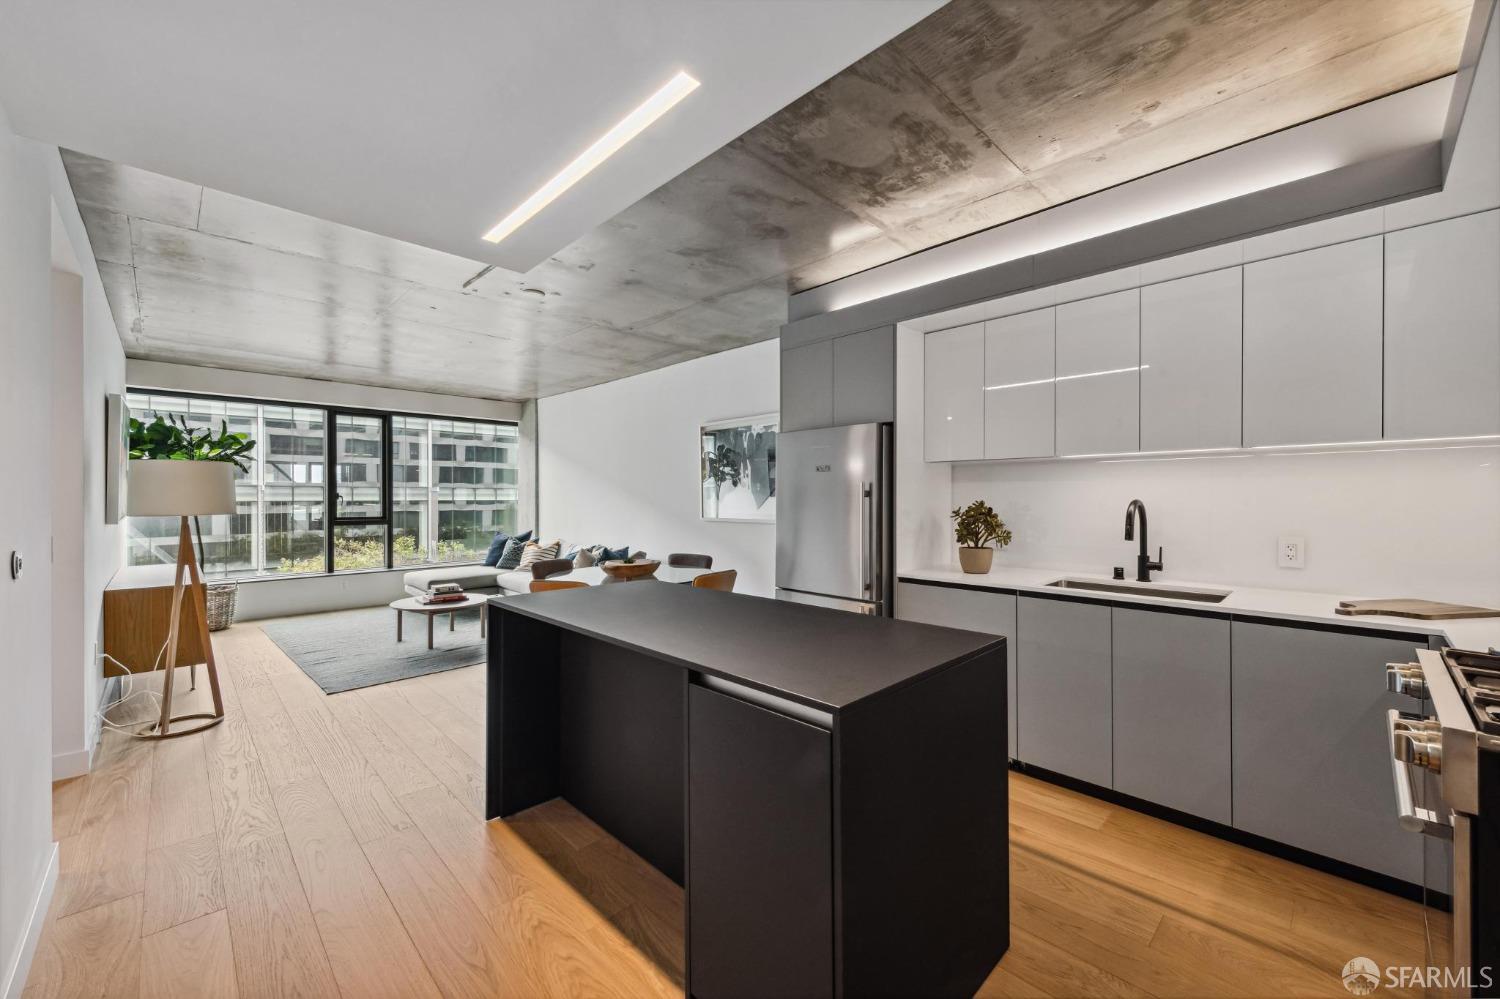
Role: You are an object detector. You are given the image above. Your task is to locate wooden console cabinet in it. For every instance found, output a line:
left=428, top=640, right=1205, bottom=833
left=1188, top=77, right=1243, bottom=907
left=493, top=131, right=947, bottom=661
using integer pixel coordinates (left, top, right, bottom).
left=103, top=563, right=210, bottom=676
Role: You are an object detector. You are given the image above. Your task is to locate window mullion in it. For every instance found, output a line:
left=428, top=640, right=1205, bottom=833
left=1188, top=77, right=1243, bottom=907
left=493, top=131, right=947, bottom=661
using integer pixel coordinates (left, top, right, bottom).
left=427, top=421, right=438, bottom=563
left=254, top=405, right=266, bottom=576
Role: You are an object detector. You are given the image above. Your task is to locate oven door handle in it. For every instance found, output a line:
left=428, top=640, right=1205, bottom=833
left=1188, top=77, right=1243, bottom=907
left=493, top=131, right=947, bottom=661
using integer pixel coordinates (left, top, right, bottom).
left=1386, top=709, right=1453, bottom=839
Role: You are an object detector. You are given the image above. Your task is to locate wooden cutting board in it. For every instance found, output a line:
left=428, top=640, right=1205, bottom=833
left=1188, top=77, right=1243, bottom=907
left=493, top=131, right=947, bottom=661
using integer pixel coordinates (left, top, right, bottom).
left=1335, top=598, right=1500, bottom=620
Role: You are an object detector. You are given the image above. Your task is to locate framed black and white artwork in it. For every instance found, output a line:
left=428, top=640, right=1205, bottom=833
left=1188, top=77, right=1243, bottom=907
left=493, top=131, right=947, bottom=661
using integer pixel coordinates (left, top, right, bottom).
left=700, top=415, right=776, bottom=523
left=105, top=393, right=130, bottom=524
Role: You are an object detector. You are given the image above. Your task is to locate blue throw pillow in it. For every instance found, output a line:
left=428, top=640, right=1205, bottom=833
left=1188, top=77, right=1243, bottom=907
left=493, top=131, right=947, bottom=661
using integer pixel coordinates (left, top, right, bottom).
left=482, top=533, right=510, bottom=567
left=601, top=544, right=629, bottom=562
left=496, top=530, right=533, bottom=570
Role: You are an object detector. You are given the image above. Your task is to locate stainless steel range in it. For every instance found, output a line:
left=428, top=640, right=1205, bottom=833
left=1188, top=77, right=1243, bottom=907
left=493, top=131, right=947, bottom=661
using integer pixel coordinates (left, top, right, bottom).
left=1387, top=648, right=1500, bottom=992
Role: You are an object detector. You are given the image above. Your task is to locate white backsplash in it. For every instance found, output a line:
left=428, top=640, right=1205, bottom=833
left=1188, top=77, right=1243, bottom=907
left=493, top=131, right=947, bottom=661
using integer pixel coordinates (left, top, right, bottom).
left=948, top=443, right=1500, bottom=606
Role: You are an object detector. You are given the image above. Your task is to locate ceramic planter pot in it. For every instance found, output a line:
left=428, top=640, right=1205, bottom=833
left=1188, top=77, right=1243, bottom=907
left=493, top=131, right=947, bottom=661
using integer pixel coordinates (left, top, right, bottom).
left=958, top=546, right=994, bottom=574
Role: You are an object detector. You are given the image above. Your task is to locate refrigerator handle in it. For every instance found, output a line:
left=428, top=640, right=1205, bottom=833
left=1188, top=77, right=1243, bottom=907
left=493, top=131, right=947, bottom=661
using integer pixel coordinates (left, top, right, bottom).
left=861, top=483, right=874, bottom=596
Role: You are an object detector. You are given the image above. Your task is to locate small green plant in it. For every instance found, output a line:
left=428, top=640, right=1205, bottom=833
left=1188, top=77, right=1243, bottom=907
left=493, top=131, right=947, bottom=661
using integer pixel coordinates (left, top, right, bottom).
left=129, top=414, right=256, bottom=471
left=951, top=500, right=1012, bottom=549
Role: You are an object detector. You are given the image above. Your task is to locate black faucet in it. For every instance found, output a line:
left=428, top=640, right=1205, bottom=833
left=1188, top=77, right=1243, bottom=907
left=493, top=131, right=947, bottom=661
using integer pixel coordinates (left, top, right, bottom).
left=1123, top=499, right=1164, bottom=583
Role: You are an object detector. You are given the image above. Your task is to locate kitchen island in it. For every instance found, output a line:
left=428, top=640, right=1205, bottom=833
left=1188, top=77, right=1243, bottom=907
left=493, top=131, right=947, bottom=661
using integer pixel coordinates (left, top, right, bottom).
left=487, top=582, right=1009, bottom=998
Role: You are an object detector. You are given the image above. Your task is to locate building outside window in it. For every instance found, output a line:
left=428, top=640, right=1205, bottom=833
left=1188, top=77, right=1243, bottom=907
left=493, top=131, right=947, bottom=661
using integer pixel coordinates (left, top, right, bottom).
left=125, top=391, right=520, bottom=579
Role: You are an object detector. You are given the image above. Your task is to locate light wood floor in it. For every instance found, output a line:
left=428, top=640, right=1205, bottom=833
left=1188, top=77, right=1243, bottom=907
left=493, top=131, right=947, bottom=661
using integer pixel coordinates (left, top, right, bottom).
left=25, top=618, right=1435, bottom=998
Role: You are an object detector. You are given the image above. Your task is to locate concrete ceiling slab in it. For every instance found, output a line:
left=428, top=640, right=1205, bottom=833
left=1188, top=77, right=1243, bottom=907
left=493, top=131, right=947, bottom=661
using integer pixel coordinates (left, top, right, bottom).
left=54, top=0, right=1470, bottom=402
left=3, top=0, right=939, bottom=271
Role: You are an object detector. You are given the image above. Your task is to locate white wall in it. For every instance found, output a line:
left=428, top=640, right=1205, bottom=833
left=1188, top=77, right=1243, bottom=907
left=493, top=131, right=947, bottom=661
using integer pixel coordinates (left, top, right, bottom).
left=49, top=270, right=85, bottom=776
left=0, top=100, right=62, bottom=999
left=46, top=150, right=128, bottom=782
left=233, top=568, right=411, bottom=622
left=949, top=446, right=1500, bottom=605
left=538, top=340, right=779, bottom=597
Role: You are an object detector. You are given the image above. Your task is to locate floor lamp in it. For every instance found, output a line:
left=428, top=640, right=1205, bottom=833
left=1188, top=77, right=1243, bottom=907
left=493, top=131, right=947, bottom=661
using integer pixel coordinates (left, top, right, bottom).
left=126, top=459, right=234, bottom=739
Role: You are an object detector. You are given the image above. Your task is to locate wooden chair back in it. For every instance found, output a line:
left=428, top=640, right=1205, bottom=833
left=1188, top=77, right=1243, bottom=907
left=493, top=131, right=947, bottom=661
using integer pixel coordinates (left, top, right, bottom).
left=691, top=569, right=737, bottom=592
left=530, top=580, right=588, bottom=592
left=529, top=558, right=574, bottom=580
left=667, top=553, right=713, bottom=569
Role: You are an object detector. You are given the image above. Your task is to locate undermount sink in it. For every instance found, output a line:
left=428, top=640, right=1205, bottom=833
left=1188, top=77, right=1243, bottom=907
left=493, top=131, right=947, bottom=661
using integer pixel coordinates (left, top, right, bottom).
left=1045, top=577, right=1231, bottom=604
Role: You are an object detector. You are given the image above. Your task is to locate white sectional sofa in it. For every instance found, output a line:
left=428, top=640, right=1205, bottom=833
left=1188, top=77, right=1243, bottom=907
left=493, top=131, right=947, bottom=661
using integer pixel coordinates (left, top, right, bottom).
left=400, top=542, right=646, bottom=597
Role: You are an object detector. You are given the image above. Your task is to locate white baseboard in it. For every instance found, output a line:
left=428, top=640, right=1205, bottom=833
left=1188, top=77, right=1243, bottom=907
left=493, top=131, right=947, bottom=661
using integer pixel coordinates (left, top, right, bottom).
left=2, top=842, right=59, bottom=999
left=53, top=681, right=112, bottom=780
left=52, top=746, right=93, bottom=780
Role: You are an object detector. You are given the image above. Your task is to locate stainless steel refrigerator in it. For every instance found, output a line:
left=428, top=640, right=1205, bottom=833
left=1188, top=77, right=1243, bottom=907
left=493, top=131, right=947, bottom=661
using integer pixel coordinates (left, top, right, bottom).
left=775, top=423, right=893, bottom=616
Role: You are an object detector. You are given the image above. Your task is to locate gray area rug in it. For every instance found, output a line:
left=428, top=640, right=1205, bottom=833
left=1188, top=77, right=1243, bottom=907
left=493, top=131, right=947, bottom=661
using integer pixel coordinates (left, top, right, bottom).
left=260, top=604, right=485, bottom=694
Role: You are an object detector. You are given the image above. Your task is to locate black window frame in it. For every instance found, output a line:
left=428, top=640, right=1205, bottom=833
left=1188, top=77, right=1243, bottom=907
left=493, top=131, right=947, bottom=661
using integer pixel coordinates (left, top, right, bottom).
left=328, top=406, right=394, bottom=572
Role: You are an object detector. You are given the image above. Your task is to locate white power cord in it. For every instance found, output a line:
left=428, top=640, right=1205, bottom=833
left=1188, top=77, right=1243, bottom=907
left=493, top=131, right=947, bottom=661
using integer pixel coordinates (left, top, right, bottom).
left=98, top=641, right=168, bottom=732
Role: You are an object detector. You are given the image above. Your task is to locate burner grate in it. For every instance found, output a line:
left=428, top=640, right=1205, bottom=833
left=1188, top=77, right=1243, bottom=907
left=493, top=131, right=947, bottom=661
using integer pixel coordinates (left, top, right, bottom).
left=1443, top=649, right=1500, bottom=735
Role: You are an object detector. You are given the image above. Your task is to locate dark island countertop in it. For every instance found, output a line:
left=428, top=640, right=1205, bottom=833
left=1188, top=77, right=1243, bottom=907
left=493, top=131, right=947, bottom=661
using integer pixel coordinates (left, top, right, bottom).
left=489, top=582, right=1004, bottom=713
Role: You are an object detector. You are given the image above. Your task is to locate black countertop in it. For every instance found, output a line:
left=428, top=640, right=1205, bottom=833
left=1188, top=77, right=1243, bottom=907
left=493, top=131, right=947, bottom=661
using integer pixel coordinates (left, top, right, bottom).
left=488, top=583, right=1004, bottom=713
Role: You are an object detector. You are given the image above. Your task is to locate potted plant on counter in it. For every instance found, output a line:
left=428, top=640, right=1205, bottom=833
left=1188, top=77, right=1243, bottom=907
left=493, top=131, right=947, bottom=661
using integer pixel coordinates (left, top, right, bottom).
left=951, top=500, right=1012, bottom=574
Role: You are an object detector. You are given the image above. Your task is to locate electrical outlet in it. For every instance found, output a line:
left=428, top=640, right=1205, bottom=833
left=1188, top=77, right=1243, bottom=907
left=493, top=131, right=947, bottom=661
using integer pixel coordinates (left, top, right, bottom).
left=1278, top=536, right=1305, bottom=568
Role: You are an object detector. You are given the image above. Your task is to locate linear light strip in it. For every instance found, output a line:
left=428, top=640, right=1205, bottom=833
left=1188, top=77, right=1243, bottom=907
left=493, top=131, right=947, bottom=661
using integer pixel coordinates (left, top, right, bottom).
left=1057, top=436, right=1500, bottom=461
left=985, top=364, right=1148, bottom=391
left=482, top=70, right=700, bottom=245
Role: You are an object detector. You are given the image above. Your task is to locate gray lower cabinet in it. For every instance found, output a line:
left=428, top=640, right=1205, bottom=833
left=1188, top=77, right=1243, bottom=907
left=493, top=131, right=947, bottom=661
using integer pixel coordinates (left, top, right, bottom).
left=1231, top=621, right=1426, bottom=882
left=1017, top=596, right=1111, bottom=785
left=897, top=581, right=1018, bottom=758
left=833, top=326, right=895, bottom=426
left=781, top=339, right=833, bottom=432
left=1112, top=608, right=1231, bottom=824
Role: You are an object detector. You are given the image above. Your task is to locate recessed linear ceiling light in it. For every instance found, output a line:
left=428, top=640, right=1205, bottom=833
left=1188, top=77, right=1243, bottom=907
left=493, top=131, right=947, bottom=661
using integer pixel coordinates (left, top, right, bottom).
left=482, top=70, right=700, bottom=245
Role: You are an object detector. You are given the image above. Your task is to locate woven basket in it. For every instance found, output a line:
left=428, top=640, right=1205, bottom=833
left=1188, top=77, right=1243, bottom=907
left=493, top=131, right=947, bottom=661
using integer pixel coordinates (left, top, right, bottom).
left=205, top=581, right=239, bottom=631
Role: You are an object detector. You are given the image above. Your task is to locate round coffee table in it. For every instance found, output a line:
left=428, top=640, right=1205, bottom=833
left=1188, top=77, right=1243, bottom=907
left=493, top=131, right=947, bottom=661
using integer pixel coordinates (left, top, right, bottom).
left=389, top=593, right=489, bottom=649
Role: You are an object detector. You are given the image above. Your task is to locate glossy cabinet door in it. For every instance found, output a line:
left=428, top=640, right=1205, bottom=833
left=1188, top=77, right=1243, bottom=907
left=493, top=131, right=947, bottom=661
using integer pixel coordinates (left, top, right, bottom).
left=832, top=326, right=896, bottom=426
left=781, top=339, right=833, bottom=432
left=1055, top=289, right=1140, bottom=456
left=897, top=581, right=1019, bottom=758
left=1140, top=267, right=1242, bottom=451
left=1230, top=621, right=1424, bottom=882
left=688, top=685, right=833, bottom=998
left=984, top=308, right=1055, bottom=459
left=1016, top=596, right=1111, bottom=786
left=924, top=323, right=984, bottom=461
left=1384, top=209, right=1500, bottom=439
left=1243, top=236, right=1383, bottom=446
left=1112, top=608, right=1231, bottom=824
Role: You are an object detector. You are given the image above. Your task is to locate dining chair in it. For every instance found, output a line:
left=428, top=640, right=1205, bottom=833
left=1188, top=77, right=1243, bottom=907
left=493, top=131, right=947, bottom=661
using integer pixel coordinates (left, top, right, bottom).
left=691, top=569, right=737, bottom=592
left=531, top=579, right=588, bottom=592
left=667, top=553, right=713, bottom=569
left=529, top=557, right=574, bottom=580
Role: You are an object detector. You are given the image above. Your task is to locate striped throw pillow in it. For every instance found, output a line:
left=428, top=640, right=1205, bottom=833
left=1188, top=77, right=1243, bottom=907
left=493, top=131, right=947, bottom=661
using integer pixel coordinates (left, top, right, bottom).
left=516, top=540, right=561, bottom=570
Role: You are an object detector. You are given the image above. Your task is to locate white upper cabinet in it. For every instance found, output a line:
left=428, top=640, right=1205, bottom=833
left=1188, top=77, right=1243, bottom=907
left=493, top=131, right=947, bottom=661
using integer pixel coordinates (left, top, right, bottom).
left=924, top=323, right=984, bottom=461
left=1383, top=210, right=1500, bottom=440
left=1243, top=236, right=1383, bottom=446
left=1140, top=267, right=1242, bottom=451
left=1055, top=289, right=1140, bottom=456
left=984, top=308, right=1055, bottom=459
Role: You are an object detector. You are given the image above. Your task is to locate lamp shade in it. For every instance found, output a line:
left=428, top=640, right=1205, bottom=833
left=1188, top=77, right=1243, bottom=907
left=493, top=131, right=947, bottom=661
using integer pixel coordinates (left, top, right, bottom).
left=126, top=460, right=237, bottom=516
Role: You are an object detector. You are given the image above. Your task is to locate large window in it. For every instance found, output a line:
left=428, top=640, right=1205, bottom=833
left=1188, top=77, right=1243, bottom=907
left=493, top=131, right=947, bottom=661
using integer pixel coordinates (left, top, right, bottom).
left=125, top=391, right=520, bottom=579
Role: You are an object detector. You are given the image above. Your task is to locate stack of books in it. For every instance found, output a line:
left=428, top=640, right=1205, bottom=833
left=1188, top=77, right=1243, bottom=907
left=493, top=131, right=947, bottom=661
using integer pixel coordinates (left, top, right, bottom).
left=418, top=582, right=467, bottom=605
